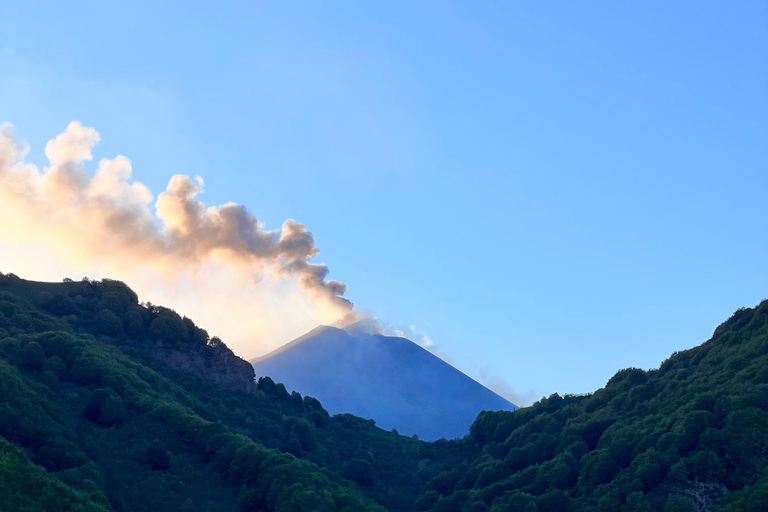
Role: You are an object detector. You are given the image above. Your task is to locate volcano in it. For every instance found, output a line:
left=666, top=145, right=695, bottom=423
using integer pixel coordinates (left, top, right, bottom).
left=251, top=324, right=517, bottom=440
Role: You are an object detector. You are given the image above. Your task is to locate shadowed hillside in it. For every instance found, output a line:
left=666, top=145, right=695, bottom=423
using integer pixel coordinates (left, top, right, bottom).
left=0, top=274, right=471, bottom=512
left=0, top=272, right=767, bottom=512
left=411, top=301, right=768, bottom=512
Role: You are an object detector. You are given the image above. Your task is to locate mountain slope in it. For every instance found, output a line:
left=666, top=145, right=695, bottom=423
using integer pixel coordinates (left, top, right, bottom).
left=2, top=272, right=768, bottom=512
left=252, top=324, right=516, bottom=441
left=0, top=274, right=468, bottom=512
left=411, top=301, right=768, bottom=512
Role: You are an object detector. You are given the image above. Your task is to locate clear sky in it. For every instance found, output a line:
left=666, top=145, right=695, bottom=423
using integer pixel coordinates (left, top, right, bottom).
left=1, top=1, right=766, bottom=404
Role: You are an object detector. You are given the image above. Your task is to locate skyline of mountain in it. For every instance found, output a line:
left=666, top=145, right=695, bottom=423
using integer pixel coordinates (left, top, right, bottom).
left=252, top=324, right=517, bottom=441
left=1, top=273, right=766, bottom=511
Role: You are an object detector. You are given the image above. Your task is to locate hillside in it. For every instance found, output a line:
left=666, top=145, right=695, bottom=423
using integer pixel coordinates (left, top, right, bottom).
left=410, top=301, right=768, bottom=512
left=0, top=274, right=470, bottom=512
left=252, top=324, right=516, bottom=441
left=0, top=272, right=767, bottom=512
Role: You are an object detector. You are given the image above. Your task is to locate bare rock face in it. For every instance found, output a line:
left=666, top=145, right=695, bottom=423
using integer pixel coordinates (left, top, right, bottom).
left=0, top=275, right=258, bottom=394
left=130, top=338, right=256, bottom=394
left=252, top=325, right=517, bottom=441
left=647, top=480, right=730, bottom=512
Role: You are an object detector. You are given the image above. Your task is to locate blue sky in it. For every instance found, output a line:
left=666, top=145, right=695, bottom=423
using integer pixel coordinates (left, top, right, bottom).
left=1, top=1, right=766, bottom=402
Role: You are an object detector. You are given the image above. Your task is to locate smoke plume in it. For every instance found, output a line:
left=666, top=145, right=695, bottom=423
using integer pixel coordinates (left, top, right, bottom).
left=0, top=122, right=355, bottom=356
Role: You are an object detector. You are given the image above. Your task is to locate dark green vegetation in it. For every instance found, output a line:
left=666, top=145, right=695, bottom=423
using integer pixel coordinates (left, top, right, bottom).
left=0, top=273, right=766, bottom=511
left=0, top=274, right=469, bottom=512
left=425, top=302, right=768, bottom=512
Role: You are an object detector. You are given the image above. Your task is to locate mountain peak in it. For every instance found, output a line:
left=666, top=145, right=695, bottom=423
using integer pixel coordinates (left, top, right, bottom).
left=252, top=326, right=516, bottom=440
left=342, top=316, right=381, bottom=337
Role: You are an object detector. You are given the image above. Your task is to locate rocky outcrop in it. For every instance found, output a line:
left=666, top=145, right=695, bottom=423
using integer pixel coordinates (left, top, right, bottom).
left=647, top=480, right=730, bottom=512
left=128, top=338, right=257, bottom=394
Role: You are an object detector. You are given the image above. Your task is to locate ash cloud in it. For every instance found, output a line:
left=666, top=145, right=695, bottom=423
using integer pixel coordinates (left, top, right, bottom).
left=0, top=122, right=355, bottom=352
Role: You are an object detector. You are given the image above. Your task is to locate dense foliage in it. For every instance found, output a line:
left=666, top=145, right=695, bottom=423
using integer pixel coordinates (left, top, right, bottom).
left=415, top=301, right=768, bottom=512
left=0, top=275, right=468, bottom=512
left=0, top=272, right=766, bottom=511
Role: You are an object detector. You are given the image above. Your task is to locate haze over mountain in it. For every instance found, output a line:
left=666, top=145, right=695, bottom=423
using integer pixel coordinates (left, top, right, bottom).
left=252, top=322, right=517, bottom=441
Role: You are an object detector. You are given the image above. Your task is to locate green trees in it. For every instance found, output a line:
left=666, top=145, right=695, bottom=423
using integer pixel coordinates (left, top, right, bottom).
left=93, top=309, right=123, bottom=336
left=536, top=488, right=572, bottom=512
left=37, top=438, right=88, bottom=471
left=145, top=440, right=171, bottom=470
left=122, top=305, right=149, bottom=338
left=38, top=293, right=76, bottom=316
left=2, top=274, right=768, bottom=512
left=20, top=341, right=45, bottom=368
left=229, top=443, right=269, bottom=484
left=622, top=491, right=653, bottom=512
left=0, top=436, right=110, bottom=512
left=426, top=300, right=768, bottom=511
left=149, top=308, right=189, bottom=346
left=663, top=496, right=695, bottom=512
left=70, top=353, right=105, bottom=385
left=83, top=388, right=125, bottom=426
left=633, top=448, right=664, bottom=491
left=42, top=355, right=68, bottom=380
left=283, top=416, right=317, bottom=454
left=579, top=449, right=620, bottom=488
left=342, top=458, right=376, bottom=486
left=535, top=455, right=575, bottom=490
left=0, top=276, right=400, bottom=512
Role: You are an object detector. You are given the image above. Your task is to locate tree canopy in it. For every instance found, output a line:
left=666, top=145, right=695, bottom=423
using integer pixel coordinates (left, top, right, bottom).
left=0, top=273, right=766, bottom=512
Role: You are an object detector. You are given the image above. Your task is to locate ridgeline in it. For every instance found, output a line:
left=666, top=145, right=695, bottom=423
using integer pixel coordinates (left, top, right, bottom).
left=0, top=273, right=765, bottom=512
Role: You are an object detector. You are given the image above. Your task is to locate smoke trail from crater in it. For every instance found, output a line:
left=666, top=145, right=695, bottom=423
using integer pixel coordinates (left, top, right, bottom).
left=0, top=121, right=355, bottom=355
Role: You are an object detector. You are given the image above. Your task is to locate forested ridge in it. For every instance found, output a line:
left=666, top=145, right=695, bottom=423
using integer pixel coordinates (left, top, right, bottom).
left=423, top=302, right=768, bottom=512
left=0, top=273, right=765, bottom=512
left=0, top=274, right=469, bottom=512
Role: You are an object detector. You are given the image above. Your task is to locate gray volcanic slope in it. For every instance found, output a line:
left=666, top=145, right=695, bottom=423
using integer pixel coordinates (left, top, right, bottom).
left=251, top=325, right=517, bottom=441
